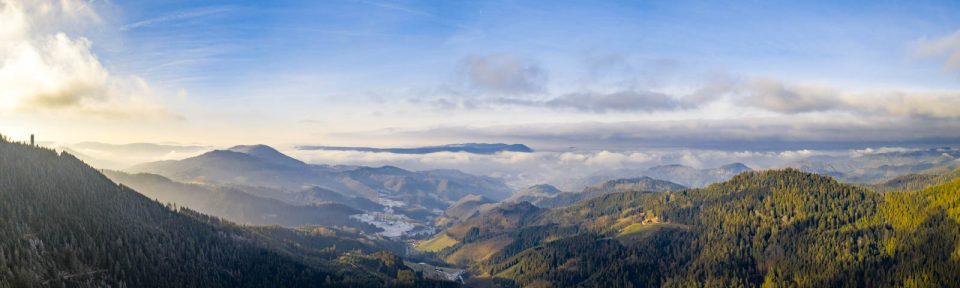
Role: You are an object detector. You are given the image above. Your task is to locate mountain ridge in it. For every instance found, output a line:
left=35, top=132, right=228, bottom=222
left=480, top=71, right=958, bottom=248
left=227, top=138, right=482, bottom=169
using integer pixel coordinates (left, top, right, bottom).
left=297, top=143, right=534, bottom=155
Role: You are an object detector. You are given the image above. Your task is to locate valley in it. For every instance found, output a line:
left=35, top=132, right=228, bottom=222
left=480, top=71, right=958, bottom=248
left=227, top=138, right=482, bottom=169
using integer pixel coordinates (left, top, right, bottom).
left=6, top=1, right=960, bottom=286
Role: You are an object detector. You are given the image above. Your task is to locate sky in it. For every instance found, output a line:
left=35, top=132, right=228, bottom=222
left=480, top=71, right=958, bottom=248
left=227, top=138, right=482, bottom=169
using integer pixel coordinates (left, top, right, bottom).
left=2, top=0, right=960, bottom=152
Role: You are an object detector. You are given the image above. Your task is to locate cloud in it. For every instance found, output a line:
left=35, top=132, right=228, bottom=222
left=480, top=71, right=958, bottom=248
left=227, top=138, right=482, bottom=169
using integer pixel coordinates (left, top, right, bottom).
left=0, top=0, right=175, bottom=119
left=120, top=6, right=234, bottom=32
left=544, top=90, right=681, bottom=113
left=869, top=91, right=960, bottom=119
left=489, top=89, right=685, bottom=113
left=913, top=30, right=960, bottom=72
left=330, top=115, right=960, bottom=152
left=739, top=79, right=960, bottom=119
left=460, top=54, right=546, bottom=94
left=287, top=146, right=866, bottom=190
left=740, top=78, right=844, bottom=113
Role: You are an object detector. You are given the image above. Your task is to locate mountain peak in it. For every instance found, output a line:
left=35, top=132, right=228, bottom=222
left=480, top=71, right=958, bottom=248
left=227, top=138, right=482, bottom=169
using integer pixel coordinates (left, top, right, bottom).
left=525, top=184, right=561, bottom=194
left=719, top=162, right=751, bottom=171
left=228, top=144, right=306, bottom=167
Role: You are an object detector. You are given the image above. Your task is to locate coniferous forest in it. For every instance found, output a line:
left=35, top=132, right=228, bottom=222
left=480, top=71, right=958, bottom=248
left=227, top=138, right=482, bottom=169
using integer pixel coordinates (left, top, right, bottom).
left=6, top=0, right=960, bottom=287
left=5, top=135, right=960, bottom=287
left=428, top=169, right=960, bottom=287
left=0, top=139, right=456, bottom=287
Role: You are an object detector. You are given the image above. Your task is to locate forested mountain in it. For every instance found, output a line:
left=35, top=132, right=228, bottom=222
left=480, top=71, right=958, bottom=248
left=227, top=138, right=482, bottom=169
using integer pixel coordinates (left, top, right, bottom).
left=510, top=177, right=685, bottom=208
left=0, top=139, right=457, bottom=287
left=426, top=169, right=960, bottom=287
left=129, top=146, right=512, bottom=211
left=103, top=171, right=378, bottom=232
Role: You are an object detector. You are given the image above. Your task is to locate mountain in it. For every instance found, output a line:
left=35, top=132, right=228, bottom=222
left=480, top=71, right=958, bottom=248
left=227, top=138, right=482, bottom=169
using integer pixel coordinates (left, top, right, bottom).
left=0, top=138, right=457, bottom=287
left=130, top=145, right=513, bottom=211
left=870, top=166, right=960, bottom=193
left=416, top=202, right=543, bottom=262
left=554, top=162, right=752, bottom=191
left=508, top=177, right=685, bottom=208
left=504, top=184, right=563, bottom=204
left=788, top=147, right=960, bottom=183
left=433, top=194, right=498, bottom=227
left=643, top=162, right=752, bottom=188
left=103, top=171, right=378, bottom=232
left=284, top=186, right=384, bottom=211
left=129, top=149, right=328, bottom=189
left=336, top=165, right=513, bottom=211
left=228, top=144, right=308, bottom=168
left=297, top=143, right=534, bottom=155
left=426, top=169, right=960, bottom=287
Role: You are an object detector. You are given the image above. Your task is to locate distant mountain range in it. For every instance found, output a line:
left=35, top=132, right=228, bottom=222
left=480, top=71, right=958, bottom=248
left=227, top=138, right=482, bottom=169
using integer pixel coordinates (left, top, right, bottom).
left=127, top=144, right=514, bottom=224
left=787, top=147, right=960, bottom=183
left=507, top=177, right=686, bottom=208
left=297, top=143, right=534, bottom=154
left=555, top=162, right=752, bottom=190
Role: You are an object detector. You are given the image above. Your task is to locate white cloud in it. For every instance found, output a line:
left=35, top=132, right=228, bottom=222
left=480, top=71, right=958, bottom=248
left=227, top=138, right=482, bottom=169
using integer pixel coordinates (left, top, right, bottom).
left=0, top=0, right=175, bottom=119
left=741, top=78, right=844, bottom=114
left=460, top=54, right=546, bottom=94
left=913, top=30, right=960, bottom=72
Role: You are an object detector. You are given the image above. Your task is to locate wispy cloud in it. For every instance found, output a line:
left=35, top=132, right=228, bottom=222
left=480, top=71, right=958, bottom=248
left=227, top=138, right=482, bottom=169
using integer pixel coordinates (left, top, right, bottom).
left=354, top=0, right=433, bottom=17
left=913, top=29, right=960, bottom=72
left=120, top=6, right=235, bottom=32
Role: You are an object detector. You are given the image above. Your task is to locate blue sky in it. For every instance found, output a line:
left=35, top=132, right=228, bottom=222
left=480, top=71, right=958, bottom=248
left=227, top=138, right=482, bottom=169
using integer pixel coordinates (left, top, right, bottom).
left=3, top=0, right=960, bottom=150
left=108, top=0, right=960, bottom=89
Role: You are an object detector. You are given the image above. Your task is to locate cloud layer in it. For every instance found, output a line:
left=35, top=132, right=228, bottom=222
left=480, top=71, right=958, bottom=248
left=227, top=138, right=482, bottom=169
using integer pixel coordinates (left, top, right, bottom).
left=287, top=147, right=859, bottom=190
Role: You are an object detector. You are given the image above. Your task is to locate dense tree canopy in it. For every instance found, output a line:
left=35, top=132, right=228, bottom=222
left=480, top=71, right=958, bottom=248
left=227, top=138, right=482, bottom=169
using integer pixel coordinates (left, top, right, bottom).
left=437, top=169, right=960, bottom=287
left=0, top=139, right=456, bottom=287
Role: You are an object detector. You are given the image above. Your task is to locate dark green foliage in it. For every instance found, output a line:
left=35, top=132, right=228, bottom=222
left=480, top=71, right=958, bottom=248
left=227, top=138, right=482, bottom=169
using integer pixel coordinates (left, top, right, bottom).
left=438, top=169, right=960, bottom=287
left=0, top=140, right=457, bottom=287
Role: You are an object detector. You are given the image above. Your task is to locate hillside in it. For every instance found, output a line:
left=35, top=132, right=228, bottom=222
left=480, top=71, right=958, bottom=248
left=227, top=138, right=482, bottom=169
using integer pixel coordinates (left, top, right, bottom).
left=0, top=139, right=456, bottom=287
left=433, top=194, right=498, bottom=227
left=430, top=169, right=960, bottom=287
left=103, top=171, right=378, bottom=232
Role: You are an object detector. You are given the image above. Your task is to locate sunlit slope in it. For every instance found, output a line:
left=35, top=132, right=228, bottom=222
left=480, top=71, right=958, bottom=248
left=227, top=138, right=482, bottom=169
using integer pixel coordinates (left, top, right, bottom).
left=433, top=169, right=960, bottom=287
